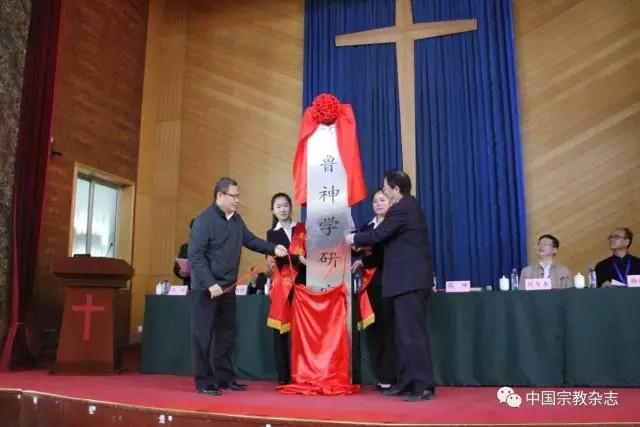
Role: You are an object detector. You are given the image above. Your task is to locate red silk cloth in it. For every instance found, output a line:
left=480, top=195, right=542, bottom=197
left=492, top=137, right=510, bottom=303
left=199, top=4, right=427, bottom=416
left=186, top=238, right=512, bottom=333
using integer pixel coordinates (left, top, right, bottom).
left=266, top=267, right=294, bottom=333
left=288, top=223, right=306, bottom=257
left=292, top=103, right=367, bottom=207
left=277, top=285, right=360, bottom=395
left=357, top=268, right=377, bottom=330
left=267, top=224, right=306, bottom=333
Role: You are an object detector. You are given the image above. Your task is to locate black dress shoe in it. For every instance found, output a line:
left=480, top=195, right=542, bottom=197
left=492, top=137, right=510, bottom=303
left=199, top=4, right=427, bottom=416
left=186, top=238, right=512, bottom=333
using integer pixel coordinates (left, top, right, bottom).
left=403, top=389, right=435, bottom=402
left=375, top=383, right=392, bottom=391
left=219, top=381, right=248, bottom=391
left=382, top=386, right=410, bottom=397
left=196, top=385, right=222, bottom=396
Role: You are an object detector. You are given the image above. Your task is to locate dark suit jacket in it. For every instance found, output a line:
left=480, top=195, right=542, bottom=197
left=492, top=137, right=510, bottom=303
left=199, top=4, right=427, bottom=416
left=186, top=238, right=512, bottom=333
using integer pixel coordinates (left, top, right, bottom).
left=267, top=225, right=306, bottom=285
left=354, top=195, right=432, bottom=298
left=357, top=221, right=384, bottom=288
left=189, top=204, right=275, bottom=291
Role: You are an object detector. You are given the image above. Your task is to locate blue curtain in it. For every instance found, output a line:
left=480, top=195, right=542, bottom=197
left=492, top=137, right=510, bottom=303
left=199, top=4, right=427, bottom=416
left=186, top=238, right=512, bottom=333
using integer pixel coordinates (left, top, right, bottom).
left=304, top=0, right=527, bottom=288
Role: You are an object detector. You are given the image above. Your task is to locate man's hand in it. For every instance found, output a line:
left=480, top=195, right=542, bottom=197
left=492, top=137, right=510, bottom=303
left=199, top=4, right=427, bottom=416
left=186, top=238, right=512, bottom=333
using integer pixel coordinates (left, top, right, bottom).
left=274, top=244, right=288, bottom=257
left=298, top=255, right=307, bottom=266
left=208, top=284, right=223, bottom=299
left=345, top=233, right=355, bottom=245
left=351, top=259, right=363, bottom=273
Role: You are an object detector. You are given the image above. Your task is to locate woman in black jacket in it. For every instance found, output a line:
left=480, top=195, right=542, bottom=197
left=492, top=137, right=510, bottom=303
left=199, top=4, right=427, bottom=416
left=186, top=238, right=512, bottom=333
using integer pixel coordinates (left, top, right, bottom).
left=266, top=192, right=306, bottom=384
left=352, top=188, right=396, bottom=391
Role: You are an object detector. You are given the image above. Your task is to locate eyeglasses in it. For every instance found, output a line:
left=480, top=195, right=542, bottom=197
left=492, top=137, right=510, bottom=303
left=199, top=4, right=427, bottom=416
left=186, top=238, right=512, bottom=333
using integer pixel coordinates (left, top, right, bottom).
left=222, top=192, right=240, bottom=200
left=608, top=234, right=626, bottom=240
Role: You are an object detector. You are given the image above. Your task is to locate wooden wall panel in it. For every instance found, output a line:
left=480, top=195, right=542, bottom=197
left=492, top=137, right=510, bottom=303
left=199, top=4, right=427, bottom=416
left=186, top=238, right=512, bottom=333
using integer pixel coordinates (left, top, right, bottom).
left=515, top=0, right=640, bottom=274
left=131, top=0, right=303, bottom=341
left=179, top=0, right=304, bottom=257
left=131, top=0, right=186, bottom=341
left=36, top=0, right=148, bottom=354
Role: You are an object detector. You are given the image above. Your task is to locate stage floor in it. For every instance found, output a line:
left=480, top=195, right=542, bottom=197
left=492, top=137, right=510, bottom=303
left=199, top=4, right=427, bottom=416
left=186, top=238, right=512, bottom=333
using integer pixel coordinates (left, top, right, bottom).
left=1, top=370, right=639, bottom=426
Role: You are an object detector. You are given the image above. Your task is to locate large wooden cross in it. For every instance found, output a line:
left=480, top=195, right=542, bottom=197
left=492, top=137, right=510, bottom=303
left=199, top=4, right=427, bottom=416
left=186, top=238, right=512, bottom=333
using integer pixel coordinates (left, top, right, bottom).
left=335, top=0, right=477, bottom=192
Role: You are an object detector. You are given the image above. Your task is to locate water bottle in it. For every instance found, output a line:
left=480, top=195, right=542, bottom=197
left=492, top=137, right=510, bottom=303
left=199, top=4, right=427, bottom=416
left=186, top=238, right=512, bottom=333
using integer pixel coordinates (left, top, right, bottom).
left=264, top=278, right=272, bottom=295
left=155, top=281, right=163, bottom=295
left=510, top=268, right=519, bottom=291
left=162, top=278, right=170, bottom=294
left=499, top=275, right=510, bottom=291
left=588, top=265, right=597, bottom=288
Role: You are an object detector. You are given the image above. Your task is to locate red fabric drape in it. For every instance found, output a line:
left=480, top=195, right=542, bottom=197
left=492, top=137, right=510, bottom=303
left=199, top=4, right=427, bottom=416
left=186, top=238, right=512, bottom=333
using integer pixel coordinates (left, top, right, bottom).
left=278, top=285, right=360, bottom=395
left=292, top=104, right=367, bottom=207
left=1, top=0, right=62, bottom=371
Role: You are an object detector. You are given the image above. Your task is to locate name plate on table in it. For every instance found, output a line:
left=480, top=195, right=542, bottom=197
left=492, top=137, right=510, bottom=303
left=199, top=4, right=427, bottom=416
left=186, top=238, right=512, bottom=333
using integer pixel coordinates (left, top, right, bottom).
left=168, top=285, right=188, bottom=296
left=446, top=281, right=471, bottom=293
left=627, top=275, right=640, bottom=287
left=525, top=278, right=552, bottom=291
left=235, top=284, right=248, bottom=296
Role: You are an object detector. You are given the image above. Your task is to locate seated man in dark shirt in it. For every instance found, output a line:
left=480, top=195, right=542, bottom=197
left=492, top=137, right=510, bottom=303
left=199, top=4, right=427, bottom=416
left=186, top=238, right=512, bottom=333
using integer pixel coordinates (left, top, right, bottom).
left=596, top=227, right=640, bottom=287
left=174, top=219, right=195, bottom=288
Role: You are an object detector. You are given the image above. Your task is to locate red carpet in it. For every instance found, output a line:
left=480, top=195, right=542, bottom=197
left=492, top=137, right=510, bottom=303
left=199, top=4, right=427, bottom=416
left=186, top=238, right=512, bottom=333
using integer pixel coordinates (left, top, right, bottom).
left=1, top=370, right=639, bottom=425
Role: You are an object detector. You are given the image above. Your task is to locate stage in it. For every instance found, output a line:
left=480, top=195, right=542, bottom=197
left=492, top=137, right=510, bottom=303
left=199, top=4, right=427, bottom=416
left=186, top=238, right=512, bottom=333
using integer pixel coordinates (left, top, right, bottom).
left=1, top=371, right=639, bottom=426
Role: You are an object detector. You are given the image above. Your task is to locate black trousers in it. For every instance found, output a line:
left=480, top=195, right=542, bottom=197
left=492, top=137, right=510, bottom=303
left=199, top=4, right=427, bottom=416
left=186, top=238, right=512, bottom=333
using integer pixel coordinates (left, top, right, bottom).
left=273, top=330, right=291, bottom=383
left=365, top=285, right=396, bottom=384
left=191, top=290, right=236, bottom=389
left=393, top=289, right=435, bottom=393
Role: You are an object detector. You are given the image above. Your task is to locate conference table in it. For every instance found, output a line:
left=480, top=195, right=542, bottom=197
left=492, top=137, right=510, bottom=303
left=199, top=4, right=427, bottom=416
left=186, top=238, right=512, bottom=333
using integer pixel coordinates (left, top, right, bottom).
left=140, top=288, right=640, bottom=386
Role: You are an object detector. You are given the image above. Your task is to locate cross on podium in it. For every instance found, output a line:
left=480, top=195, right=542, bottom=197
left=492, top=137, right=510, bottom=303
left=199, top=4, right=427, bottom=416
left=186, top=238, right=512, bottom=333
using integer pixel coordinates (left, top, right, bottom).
left=336, top=0, right=477, bottom=192
left=72, top=294, right=105, bottom=341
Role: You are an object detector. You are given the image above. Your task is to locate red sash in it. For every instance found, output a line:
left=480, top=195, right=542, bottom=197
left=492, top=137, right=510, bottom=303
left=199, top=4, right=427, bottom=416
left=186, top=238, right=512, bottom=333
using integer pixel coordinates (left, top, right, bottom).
left=357, top=267, right=376, bottom=330
left=267, top=224, right=306, bottom=333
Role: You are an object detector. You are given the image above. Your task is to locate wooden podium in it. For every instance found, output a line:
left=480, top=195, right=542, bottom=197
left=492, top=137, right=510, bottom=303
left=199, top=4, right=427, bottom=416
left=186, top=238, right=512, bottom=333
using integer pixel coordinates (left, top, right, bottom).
left=51, top=256, right=133, bottom=374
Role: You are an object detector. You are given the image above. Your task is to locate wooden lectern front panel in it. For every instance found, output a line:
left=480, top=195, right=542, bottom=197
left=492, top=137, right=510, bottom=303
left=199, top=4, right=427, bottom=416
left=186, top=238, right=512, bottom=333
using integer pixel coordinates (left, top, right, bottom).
left=53, top=287, right=115, bottom=373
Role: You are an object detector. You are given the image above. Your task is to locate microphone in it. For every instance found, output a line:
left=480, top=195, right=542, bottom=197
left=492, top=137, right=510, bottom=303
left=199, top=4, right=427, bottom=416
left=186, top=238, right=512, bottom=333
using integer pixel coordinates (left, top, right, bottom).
left=104, top=242, right=114, bottom=257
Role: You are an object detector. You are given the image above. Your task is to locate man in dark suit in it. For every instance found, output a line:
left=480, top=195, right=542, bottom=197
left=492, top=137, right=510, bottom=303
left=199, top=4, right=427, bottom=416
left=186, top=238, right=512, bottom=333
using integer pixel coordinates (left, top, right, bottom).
left=189, top=177, right=288, bottom=396
left=345, top=170, right=435, bottom=402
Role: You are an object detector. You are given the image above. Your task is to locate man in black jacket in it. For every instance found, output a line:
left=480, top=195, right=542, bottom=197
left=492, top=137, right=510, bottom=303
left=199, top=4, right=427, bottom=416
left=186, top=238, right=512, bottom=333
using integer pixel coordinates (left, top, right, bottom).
left=346, top=170, right=435, bottom=402
left=189, top=177, right=287, bottom=395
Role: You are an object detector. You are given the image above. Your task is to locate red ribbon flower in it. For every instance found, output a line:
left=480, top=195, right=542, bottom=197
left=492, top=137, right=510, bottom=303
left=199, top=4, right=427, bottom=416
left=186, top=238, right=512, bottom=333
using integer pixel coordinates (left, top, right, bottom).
left=310, top=93, right=341, bottom=124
